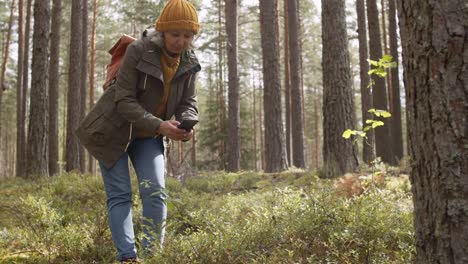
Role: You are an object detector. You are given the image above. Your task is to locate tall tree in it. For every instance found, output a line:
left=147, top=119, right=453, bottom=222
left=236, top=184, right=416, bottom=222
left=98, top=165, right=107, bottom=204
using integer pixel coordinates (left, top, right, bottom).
left=66, top=0, right=83, bottom=172
left=366, top=0, right=393, bottom=164
left=225, top=0, right=240, bottom=171
left=48, top=0, right=62, bottom=176
left=259, top=0, right=288, bottom=173
left=321, top=0, right=359, bottom=177
left=26, top=0, right=50, bottom=177
left=287, top=0, right=305, bottom=168
left=19, top=0, right=32, bottom=177
left=88, top=0, right=98, bottom=174
left=16, top=0, right=24, bottom=177
left=397, top=0, right=468, bottom=262
left=388, top=0, right=403, bottom=161
left=0, top=0, right=15, bottom=122
left=283, top=0, right=292, bottom=166
left=80, top=0, right=89, bottom=173
left=356, top=0, right=375, bottom=163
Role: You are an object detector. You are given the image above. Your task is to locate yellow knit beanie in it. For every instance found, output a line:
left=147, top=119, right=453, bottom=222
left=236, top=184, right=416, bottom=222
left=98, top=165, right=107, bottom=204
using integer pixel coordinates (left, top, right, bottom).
left=155, top=0, right=200, bottom=34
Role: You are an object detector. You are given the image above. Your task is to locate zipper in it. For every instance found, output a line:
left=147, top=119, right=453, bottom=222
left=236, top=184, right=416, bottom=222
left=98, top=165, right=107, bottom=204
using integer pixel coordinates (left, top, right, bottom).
left=143, top=74, right=148, bottom=90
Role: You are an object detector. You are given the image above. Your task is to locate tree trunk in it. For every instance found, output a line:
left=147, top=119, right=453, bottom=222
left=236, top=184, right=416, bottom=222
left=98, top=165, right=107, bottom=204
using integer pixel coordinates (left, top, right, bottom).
left=48, top=0, right=62, bottom=176
left=356, top=0, right=375, bottom=163
left=287, top=0, right=306, bottom=168
left=26, top=0, right=50, bottom=177
left=217, top=0, right=225, bottom=168
left=388, top=0, right=403, bottom=161
left=367, top=0, right=394, bottom=164
left=283, top=0, right=292, bottom=166
left=225, top=0, right=240, bottom=172
left=79, top=0, right=89, bottom=173
left=398, top=1, right=468, bottom=263
left=0, top=0, right=15, bottom=93
left=0, top=0, right=16, bottom=133
left=259, top=0, right=288, bottom=173
left=321, top=0, right=359, bottom=178
left=16, top=0, right=24, bottom=177
left=66, top=0, right=83, bottom=172
left=88, top=0, right=98, bottom=174
left=19, top=0, right=32, bottom=177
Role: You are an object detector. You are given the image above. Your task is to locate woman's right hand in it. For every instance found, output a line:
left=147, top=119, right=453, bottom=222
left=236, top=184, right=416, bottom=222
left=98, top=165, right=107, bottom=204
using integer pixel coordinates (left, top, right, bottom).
left=158, top=120, right=190, bottom=141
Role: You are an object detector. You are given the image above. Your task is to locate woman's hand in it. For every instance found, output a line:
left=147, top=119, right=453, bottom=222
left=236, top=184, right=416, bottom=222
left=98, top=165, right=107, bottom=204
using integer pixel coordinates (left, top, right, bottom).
left=158, top=120, right=193, bottom=141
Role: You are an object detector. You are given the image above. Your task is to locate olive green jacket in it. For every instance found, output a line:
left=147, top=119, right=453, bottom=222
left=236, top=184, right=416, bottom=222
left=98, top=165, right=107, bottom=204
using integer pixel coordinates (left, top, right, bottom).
left=76, top=30, right=201, bottom=169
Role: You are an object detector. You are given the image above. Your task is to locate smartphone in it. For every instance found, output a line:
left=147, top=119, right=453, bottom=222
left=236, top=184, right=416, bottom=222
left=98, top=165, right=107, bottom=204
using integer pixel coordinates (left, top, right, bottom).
left=178, top=119, right=198, bottom=131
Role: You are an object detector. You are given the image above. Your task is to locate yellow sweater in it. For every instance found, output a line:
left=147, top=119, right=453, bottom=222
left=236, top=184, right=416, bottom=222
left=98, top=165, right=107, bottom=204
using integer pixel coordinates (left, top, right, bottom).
left=137, top=50, right=180, bottom=138
left=155, top=50, right=181, bottom=118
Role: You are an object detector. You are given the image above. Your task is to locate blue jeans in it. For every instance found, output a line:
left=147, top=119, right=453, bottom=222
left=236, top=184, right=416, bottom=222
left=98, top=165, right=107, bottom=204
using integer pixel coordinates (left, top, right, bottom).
left=99, top=137, right=167, bottom=261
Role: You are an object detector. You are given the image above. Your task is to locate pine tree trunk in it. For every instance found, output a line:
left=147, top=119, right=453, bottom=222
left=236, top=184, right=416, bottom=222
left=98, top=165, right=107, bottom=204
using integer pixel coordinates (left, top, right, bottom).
left=252, top=80, right=258, bottom=171
left=48, top=0, right=62, bottom=176
left=26, top=0, right=50, bottom=177
left=322, top=0, right=359, bottom=178
left=0, top=0, right=15, bottom=93
left=398, top=0, right=468, bottom=262
left=88, top=0, right=98, bottom=174
left=0, top=0, right=16, bottom=134
left=356, top=0, right=375, bottom=163
left=225, top=0, right=240, bottom=172
left=259, top=0, right=288, bottom=173
left=217, top=0, right=225, bottom=168
left=80, top=0, right=88, bottom=173
left=367, top=0, right=394, bottom=164
left=287, top=0, right=306, bottom=168
left=19, top=0, right=32, bottom=176
left=66, top=0, right=83, bottom=172
left=388, top=0, right=403, bottom=161
left=283, top=0, right=292, bottom=166
left=16, top=0, right=24, bottom=177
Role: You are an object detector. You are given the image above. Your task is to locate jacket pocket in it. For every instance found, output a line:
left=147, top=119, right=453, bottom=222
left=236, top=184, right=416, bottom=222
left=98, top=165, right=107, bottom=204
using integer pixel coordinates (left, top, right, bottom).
left=136, top=58, right=163, bottom=80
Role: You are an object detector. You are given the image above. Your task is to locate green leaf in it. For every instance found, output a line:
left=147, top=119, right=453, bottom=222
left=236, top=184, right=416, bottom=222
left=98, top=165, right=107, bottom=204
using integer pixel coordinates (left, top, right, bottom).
left=381, top=54, right=393, bottom=63
left=342, top=129, right=355, bottom=139
left=372, top=121, right=385, bottom=128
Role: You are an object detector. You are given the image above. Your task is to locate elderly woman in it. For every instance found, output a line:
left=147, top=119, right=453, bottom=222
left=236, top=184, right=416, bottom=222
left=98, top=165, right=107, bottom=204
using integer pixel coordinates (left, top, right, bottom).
left=76, top=0, right=200, bottom=262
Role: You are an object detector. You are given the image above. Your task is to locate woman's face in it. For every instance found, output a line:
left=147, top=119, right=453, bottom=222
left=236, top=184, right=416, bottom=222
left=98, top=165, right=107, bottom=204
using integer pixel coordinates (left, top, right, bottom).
left=163, top=31, right=194, bottom=55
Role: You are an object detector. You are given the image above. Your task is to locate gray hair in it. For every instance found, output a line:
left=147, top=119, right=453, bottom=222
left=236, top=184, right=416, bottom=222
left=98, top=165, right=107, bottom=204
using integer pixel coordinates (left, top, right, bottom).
left=147, top=29, right=196, bottom=49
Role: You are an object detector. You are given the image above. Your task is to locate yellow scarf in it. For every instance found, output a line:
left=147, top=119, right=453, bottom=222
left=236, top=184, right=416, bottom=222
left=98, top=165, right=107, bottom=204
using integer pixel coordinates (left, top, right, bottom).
left=155, top=50, right=181, bottom=117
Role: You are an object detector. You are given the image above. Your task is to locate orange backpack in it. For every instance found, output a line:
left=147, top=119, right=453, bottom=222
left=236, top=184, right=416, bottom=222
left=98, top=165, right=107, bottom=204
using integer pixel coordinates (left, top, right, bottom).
left=102, top=34, right=136, bottom=90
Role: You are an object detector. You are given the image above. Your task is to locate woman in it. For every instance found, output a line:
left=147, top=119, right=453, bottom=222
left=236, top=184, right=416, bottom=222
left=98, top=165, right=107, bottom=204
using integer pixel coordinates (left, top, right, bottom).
left=76, top=0, right=200, bottom=262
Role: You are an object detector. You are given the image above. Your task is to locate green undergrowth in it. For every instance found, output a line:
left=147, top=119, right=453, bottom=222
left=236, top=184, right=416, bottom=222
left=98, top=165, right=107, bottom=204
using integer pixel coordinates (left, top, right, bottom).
left=0, top=170, right=414, bottom=263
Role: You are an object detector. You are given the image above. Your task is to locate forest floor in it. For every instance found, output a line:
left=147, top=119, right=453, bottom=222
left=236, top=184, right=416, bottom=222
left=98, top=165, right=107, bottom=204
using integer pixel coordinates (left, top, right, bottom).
left=0, top=164, right=414, bottom=263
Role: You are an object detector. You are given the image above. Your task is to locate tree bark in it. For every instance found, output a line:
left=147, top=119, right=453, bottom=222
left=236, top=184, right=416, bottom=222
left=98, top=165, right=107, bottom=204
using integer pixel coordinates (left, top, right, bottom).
left=26, top=0, right=50, bottom=177
left=66, top=0, right=83, bottom=172
left=388, top=0, right=403, bottom=161
left=48, top=0, right=62, bottom=176
left=287, top=0, right=306, bottom=168
left=321, top=0, right=359, bottom=178
left=366, top=0, right=394, bottom=164
left=88, top=0, right=98, bottom=174
left=259, top=0, right=288, bottom=173
left=225, top=0, right=240, bottom=172
left=19, top=0, right=32, bottom=176
left=80, top=0, right=89, bottom=173
left=16, top=0, right=24, bottom=177
left=283, top=0, right=292, bottom=166
left=356, top=0, right=375, bottom=163
left=398, top=1, right=468, bottom=263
